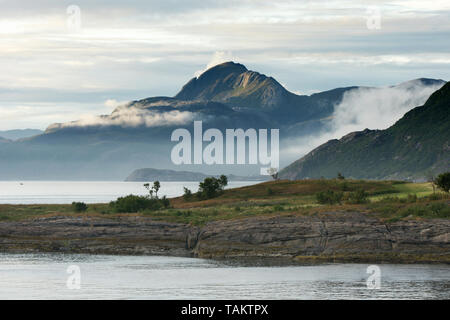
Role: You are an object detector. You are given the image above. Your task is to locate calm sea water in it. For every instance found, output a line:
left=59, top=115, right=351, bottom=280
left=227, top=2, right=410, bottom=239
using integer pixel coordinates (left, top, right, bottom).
left=0, top=181, right=259, bottom=204
left=1, top=182, right=449, bottom=299
left=0, top=253, right=449, bottom=299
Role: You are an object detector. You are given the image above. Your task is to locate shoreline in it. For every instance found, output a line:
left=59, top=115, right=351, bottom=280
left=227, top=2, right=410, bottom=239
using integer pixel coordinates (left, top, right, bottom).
left=1, top=212, right=449, bottom=264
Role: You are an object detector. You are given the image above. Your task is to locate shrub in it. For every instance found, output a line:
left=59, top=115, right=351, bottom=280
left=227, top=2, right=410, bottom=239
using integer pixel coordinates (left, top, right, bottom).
left=436, top=172, right=450, bottom=193
left=0, top=214, right=11, bottom=221
left=316, top=190, right=343, bottom=205
left=427, top=193, right=448, bottom=201
left=273, top=205, right=285, bottom=211
left=218, top=175, right=228, bottom=188
left=175, top=210, right=192, bottom=217
left=267, top=187, right=274, bottom=196
left=396, top=206, right=428, bottom=218
left=160, top=196, right=170, bottom=208
left=380, top=196, right=400, bottom=203
left=346, top=190, right=369, bottom=204
left=340, top=182, right=350, bottom=191
left=431, top=203, right=450, bottom=218
left=109, top=195, right=165, bottom=213
left=183, top=187, right=193, bottom=201
left=197, top=175, right=228, bottom=200
left=407, top=194, right=417, bottom=203
left=72, top=202, right=88, bottom=212
left=395, top=204, right=450, bottom=219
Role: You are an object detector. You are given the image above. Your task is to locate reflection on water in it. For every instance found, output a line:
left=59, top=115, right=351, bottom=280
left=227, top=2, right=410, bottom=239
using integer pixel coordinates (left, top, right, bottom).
left=0, top=181, right=259, bottom=204
left=0, top=253, right=449, bottom=299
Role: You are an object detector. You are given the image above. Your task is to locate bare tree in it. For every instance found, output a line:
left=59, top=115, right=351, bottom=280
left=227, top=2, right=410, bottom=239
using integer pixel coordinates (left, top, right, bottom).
left=425, top=170, right=436, bottom=193
left=267, top=168, right=278, bottom=180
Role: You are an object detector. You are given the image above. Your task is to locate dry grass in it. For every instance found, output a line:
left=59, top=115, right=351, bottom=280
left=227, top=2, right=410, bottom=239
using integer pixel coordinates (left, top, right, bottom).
left=0, top=179, right=447, bottom=225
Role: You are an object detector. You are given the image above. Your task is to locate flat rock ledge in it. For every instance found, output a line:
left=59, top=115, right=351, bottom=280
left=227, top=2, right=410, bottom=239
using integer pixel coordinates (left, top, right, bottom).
left=0, top=212, right=449, bottom=264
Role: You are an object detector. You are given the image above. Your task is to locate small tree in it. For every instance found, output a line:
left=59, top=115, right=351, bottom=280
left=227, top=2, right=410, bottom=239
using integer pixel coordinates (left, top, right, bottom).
left=143, top=183, right=154, bottom=198
left=218, top=175, right=228, bottom=189
left=153, top=181, right=161, bottom=198
left=160, top=195, right=170, bottom=208
left=183, top=187, right=193, bottom=201
left=337, top=172, right=345, bottom=180
left=425, top=170, right=436, bottom=193
left=198, top=176, right=227, bottom=200
left=198, top=177, right=220, bottom=199
left=144, top=181, right=161, bottom=199
left=436, top=172, right=450, bottom=193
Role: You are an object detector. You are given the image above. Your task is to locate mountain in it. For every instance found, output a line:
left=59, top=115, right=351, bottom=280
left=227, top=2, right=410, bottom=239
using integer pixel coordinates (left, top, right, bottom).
left=125, top=168, right=268, bottom=182
left=0, top=61, right=445, bottom=180
left=176, top=62, right=299, bottom=111
left=126, top=168, right=211, bottom=181
left=175, top=62, right=355, bottom=124
left=279, top=82, right=450, bottom=181
left=0, top=129, right=43, bottom=140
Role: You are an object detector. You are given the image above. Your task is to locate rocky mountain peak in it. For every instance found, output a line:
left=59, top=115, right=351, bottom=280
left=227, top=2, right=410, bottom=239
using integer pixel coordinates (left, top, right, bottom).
left=174, top=61, right=290, bottom=110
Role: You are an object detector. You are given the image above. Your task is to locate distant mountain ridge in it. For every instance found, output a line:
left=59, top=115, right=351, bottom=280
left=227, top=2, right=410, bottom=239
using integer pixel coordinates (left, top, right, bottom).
left=279, top=82, right=450, bottom=181
left=0, top=129, right=43, bottom=141
left=0, top=61, right=446, bottom=179
left=44, top=62, right=445, bottom=133
left=125, top=168, right=268, bottom=182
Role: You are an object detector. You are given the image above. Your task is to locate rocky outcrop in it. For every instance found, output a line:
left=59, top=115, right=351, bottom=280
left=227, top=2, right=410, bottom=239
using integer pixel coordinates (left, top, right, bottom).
left=0, top=212, right=449, bottom=263
left=194, top=212, right=449, bottom=263
left=0, top=216, right=199, bottom=256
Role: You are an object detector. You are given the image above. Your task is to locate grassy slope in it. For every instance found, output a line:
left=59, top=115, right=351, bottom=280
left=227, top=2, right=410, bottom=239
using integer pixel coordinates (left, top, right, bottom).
left=0, top=179, right=448, bottom=225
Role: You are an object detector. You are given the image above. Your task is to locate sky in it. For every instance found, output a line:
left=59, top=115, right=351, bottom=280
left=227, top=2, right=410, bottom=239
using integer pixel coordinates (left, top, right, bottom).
left=0, top=0, right=449, bottom=130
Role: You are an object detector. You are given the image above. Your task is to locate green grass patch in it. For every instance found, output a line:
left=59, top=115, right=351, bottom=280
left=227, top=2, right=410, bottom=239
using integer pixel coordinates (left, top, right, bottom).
left=0, top=179, right=447, bottom=225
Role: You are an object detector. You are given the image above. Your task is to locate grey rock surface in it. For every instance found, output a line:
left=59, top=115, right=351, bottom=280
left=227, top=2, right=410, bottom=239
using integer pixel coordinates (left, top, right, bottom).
left=0, top=212, right=448, bottom=263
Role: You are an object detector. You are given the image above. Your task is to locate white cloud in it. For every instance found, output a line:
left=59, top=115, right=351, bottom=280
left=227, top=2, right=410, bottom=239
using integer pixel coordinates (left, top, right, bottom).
left=287, top=53, right=450, bottom=66
left=104, top=99, right=130, bottom=109
left=281, top=80, right=445, bottom=161
left=331, top=80, right=444, bottom=134
left=0, top=102, right=109, bottom=130
left=194, top=51, right=236, bottom=78
left=0, top=1, right=449, bottom=130
left=47, top=107, right=196, bottom=131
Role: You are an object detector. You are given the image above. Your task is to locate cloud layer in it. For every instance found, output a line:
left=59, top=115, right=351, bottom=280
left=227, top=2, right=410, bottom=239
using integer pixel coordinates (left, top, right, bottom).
left=281, top=80, right=444, bottom=163
left=0, top=0, right=449, bottom=130
left=331, top=80, right=444, bottom=134
left=47, top=106, right=196, bottom=131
